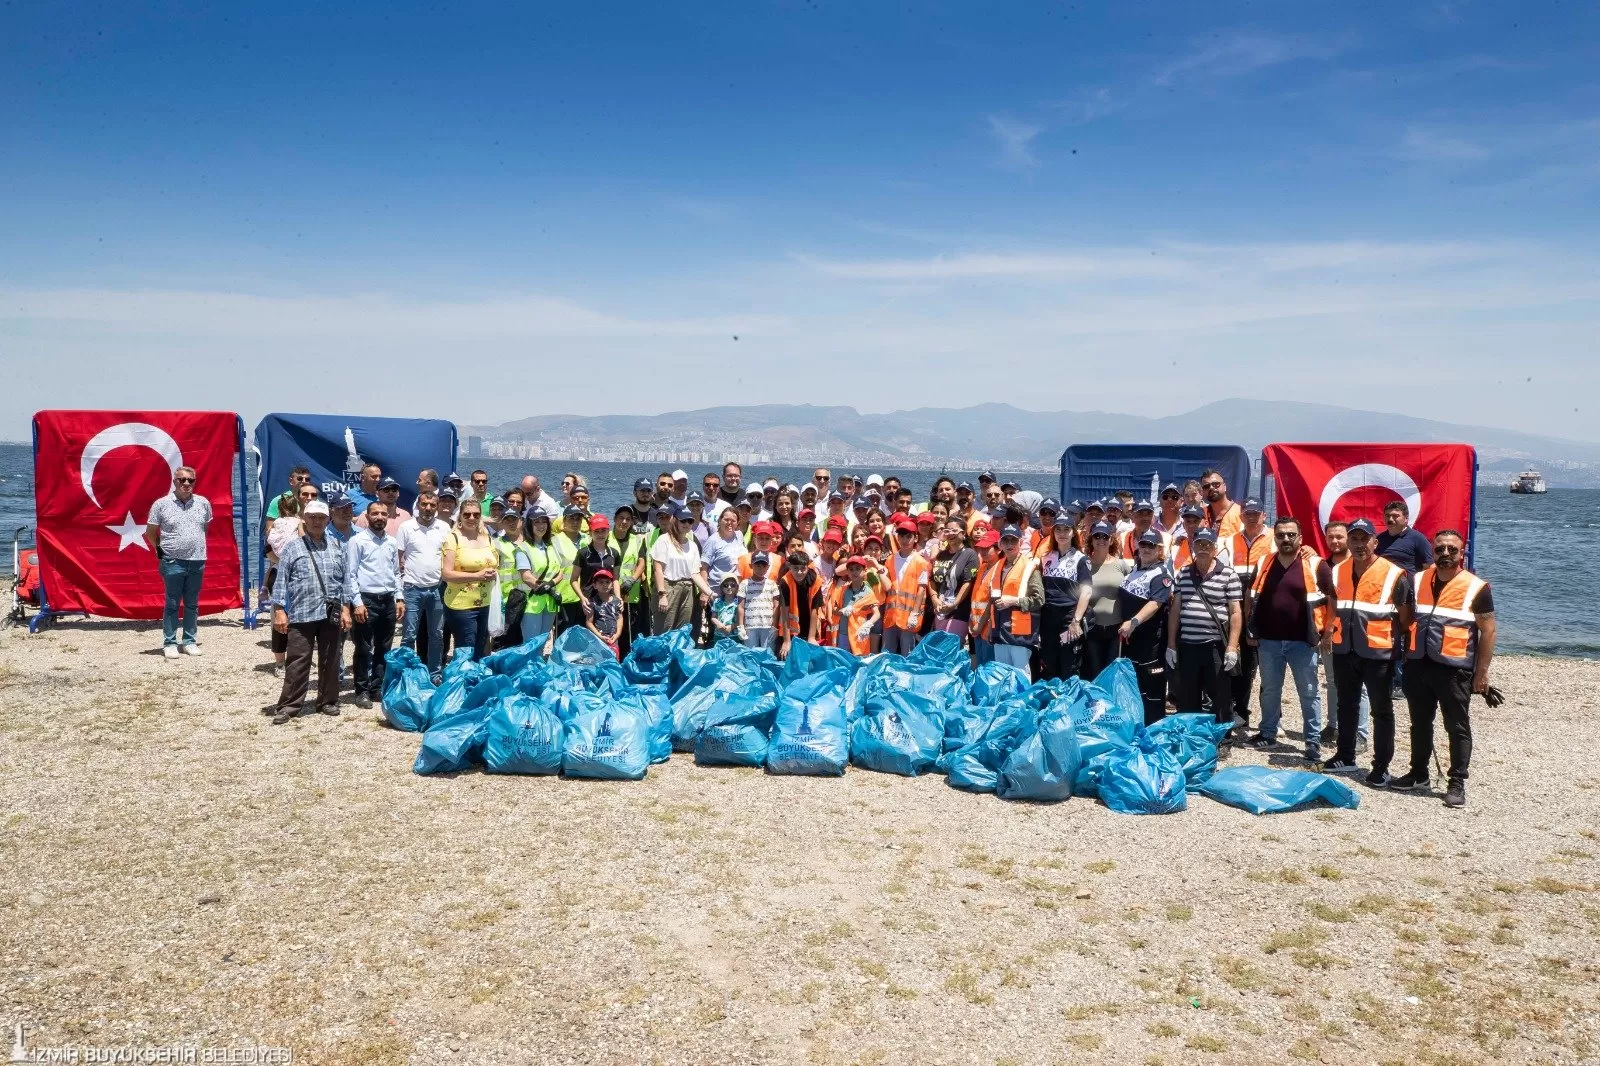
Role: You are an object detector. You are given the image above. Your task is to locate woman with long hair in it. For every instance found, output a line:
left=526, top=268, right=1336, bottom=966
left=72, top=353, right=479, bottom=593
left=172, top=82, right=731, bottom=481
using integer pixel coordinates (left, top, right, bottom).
left=1117, top=530, right=1175, bottom=725
left=930, top=520, right=978, bottom=640
left=772, top=490, right=797, bottom=535
left=1081, top=521, right=1134, bottom=681
left=1038, top=519, right=1093, bottom=680
left=516, top=509, right=561, bottom=652
left=440, top=499, right=498, bottom=660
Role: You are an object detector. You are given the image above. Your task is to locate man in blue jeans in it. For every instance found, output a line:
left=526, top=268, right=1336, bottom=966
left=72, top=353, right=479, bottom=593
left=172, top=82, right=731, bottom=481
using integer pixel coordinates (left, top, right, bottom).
left=1242, top=516, right=1337, bottom=763
left=144, top=465, right=213, bottom=659
left=395, top=491, right=451, bottom=683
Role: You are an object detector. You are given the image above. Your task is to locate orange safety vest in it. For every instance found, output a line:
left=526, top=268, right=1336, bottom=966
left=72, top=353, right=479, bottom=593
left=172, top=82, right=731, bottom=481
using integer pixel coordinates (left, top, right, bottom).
left=882, top=550, right=932, bottom=630
left=1407, top=566, right=1486, bottom=668
left=1170, top=535, right=1193, bottom=571
left=1207, top=501, right=1243, bottom=542
left=1249, top=552, right=1331, bottom=646
left=1033, top=525, right=1059, bottom=559
left=738, top=551, right=786, bottom=581
left=826, top=580, right=879, bottom=656
left=1330, top=556, right=1404, bottom=659
left=988, top=553, right=1038, bottom=646
left=1120, top=526, right=1166, bottom=560
left=777, top=565, right=816, bottom=639
left=1231, top=529, right=1272, bottom=582
left=969, top=556, right=999, bottom=642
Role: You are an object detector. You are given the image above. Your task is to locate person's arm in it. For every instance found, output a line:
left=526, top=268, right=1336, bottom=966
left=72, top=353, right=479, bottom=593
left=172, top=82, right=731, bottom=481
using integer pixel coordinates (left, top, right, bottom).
left=1067, top=583, right=1091, bottom=643
left=1316, top=563, right=1336, bottom=651
left=1240, top=570, right=1256, bottom=646
left=345, top=537, right=367, bottom=621
left=734, top=592, right=748, bottom=638
left=1020, top=569, right=1045, bottom=613
left=1166, top=583, right=1183, bottom=661
left=1416, top=532, right=1434, bottom=569
left=1393, top=573, right=1414, bottom=659
left=1473, top=611, right=1496, bottom=694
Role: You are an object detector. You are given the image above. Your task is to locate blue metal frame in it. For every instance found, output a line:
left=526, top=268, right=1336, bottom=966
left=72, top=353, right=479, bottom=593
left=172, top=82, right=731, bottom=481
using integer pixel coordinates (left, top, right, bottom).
left=26, top=418, right=90, bottom=632
left=1467, top=452, right=1479, bottom=570
left=234, top=415, right=256, bottom=629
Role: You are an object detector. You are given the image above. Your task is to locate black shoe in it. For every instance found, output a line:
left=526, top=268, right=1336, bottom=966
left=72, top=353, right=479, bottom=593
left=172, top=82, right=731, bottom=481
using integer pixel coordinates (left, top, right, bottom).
left=1389, top=772, right=1429, bottom=792
left=317, top=704, right=341, bottom=717
left=1321, top=758, right=1360, bottom=775
left=354, top=692, right=373, bottom=709
left=1319, top=725, right=1337, bottom=743
left=1245, top=732, right=1275, bottom=749
left=271, top=707, right=297, bottom=725
left=1444, top=780, right=1466, bottom=808
left=1364, top=768, right=1391, bottom=788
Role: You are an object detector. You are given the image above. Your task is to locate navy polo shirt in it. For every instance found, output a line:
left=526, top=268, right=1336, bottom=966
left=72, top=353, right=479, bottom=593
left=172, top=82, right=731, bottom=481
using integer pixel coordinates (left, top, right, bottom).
left=1376, top=527, right=1434, bottom=574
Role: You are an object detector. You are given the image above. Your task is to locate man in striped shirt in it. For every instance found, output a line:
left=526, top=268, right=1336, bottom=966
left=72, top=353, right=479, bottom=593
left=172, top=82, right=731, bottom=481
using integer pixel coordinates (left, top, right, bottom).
left=1166, top=527, right=1243, bottom=728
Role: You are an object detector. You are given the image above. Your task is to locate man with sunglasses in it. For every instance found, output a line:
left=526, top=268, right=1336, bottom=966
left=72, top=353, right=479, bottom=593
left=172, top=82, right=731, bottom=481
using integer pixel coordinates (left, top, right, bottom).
left=265, top=466, right=313, bottom=519
left=1243, top=516, right=1336, bottom=762
left=145, top=465, right=214, bottom=659
left=356, top=477, right=409, bottom=530
left=1393, top=531, right=1495, bottom=808
left=1199, top=469, right=1243, bottom=543
left=469, top=470, right=491, bottom=507
left=1152, top=482, right=1184, bottom=535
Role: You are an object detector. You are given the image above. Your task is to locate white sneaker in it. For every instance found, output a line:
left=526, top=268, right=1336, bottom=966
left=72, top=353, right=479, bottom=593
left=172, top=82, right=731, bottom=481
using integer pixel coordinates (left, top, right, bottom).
left=182, top=644, right=203, bottom=657
left=163, top=645, right=180, bottom=660
left=271, top=662, right=285, bottom=679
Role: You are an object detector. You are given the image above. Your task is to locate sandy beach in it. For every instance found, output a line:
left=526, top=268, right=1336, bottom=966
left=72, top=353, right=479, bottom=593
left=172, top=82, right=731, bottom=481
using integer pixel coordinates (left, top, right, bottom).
left=2, top=617, right=1597, bottom=1065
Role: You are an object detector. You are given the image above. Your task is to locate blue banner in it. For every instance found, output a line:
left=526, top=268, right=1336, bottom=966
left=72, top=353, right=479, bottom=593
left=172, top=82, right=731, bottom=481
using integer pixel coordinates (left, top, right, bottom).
left=1059, top=444, right=1253, bottom=506
left=253, top=412, right=457, bottom=519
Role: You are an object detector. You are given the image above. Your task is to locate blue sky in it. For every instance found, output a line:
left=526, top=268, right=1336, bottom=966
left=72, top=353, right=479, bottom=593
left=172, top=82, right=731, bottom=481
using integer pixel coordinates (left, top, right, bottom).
left=3, top=1, right=1599, bottom=440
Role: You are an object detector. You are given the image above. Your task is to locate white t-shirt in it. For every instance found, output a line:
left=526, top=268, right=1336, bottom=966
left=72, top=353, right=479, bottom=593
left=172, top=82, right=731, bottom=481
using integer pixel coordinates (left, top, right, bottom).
left=650, top=533, right=702, bottom=583
left=394, top=517, right=452, bottom=587
left=740, top=577, right=780, bottom=630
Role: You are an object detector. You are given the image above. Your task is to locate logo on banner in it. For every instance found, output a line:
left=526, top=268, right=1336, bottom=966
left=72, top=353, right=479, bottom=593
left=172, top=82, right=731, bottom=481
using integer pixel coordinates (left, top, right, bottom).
left=79, top=421, right=185, bottom=552
left=1317, top=464, right=1423, bottom=530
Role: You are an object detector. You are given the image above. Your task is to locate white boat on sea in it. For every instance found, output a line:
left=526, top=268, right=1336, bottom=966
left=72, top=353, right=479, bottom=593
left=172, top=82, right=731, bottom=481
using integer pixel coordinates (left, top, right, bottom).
left=1509, top=469, right=1548, bottom=494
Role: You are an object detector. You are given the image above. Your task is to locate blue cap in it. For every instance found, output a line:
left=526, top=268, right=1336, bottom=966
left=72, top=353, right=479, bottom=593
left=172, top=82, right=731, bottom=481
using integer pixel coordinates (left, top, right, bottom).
left=523, top=505, right=548, bottom=520
left=634, top=477, right=653, bottom=491
left=1193, top=527, right=1219, bottom=544
left=956, top=482, right=973, bottom=492
left=686, top=490, right=704, bottom=503
left=1137, top=529, right=1163, bottom=546
left=1090, top=521, right=1115, bottom=539
left=437, top=487, right=458, bottom=501
left=445, top=472, right=464, bottom=484
left=999, top=524, right=1023, bottom=541
left=1103, top=497, right=1124, bottom=512
left=562, top=504, right=586, bottom=518
left=1133, top=498, right=1154, bottom=513
left=828, top=490, right=845, bottom=502
left=1347, top=518, right=1376, bottom=536
left=1180, top=503, right=1204, bottom=519
left=1085, top=499, right=1105, bottom=512
left=1159, top=482, right=1182, bottom=498
left=750, top=551, right=770, bottom=566
left=326, top=491, right=352, bottom=509
left=1243, top=498, right=1265, bottom=514
left=1065, top=499, right=1084, bottom=516
left=979, top=470, right=996, bottom=482
left=378, top=476, right=400, bottom=490
left=1038, top=498, right=1060, bottom=514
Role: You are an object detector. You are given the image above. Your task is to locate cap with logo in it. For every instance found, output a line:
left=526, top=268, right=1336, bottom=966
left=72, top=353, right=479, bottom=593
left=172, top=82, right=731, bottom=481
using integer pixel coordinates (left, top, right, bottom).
left=686, top=490, right=705, bottom=504
left=956, top=482, right=973, bottom=493
left=1133, top=498, right=1155, bottom=513
left=1193, top=527, right=1219, bottom=544
left=1179, top=503, right=1204, bottom=519
left=562, top=504, right=586, bottom=518
left=326, top=491, right=353, bottom=510
left=587, top=514, right=611, bottom=532
left=437, top=488, right=458, bottom=501
left=1159, top=482, right=1181, bottom=498
left=445, top=472, right=464, bottom=485
left=1347, top=518, right=1377, bottom=536
left=633, top=478, right=653, bottom=492
left=750, top=551, right=770, bottom=566
left=1138, top=529, right=1163, bottom=546
left=999, top=524, right=1023, bottom=541
left=378, top=476, right=400, bottom=490
left=1242, top=498, right=1265, bottom=514
left=979, top=470, right=996, bottom=482
left=1038, top=498, right=1060, bottom=514
left=1090, top=520, right=1115, bottom=539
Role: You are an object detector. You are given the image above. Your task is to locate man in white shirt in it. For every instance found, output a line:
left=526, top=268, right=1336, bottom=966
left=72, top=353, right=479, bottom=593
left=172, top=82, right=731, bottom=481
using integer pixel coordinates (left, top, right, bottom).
left=670, top=469, right=690, bottom=507
left=345, top=501, right=405, bottom=706
left=520, top=475, right=561, bottom=517
left=395, top=491, right=452, bottom=682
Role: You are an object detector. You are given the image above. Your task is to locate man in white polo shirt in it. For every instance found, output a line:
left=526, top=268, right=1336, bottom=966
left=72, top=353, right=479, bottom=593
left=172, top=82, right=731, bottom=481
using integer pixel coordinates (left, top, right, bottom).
left=395, top=490, right=452, bottom=684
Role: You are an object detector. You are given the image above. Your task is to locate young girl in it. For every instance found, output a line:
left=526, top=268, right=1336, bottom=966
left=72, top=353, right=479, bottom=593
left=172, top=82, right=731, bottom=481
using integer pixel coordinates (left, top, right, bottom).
left=584, top=569, right=623, bottom=658
left=737, top=552, right=782, bottom=651
left=709, top=576, right=741, bottom=643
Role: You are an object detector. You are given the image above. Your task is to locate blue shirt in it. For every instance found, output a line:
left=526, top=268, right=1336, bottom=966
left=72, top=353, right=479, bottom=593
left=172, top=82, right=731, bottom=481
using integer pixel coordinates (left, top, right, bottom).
left=271, top=534, right=348, bottom=625
left=344, top=527, right=401, bottom=605
left=346, top=486, right=378, bottom=515
left=1376, top=527, right=1433, bottom=574
left=701, top=533, right=748, bottom=587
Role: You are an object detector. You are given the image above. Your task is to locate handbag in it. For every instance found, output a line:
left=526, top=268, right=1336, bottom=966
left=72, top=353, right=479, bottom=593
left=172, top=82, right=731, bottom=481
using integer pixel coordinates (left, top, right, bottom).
left=1187, top=561, right=1239, bottom=675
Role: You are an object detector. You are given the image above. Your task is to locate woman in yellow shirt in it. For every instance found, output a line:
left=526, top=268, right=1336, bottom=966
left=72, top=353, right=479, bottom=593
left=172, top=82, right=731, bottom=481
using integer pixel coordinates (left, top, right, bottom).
left=441, top=499, right=499, bottom=660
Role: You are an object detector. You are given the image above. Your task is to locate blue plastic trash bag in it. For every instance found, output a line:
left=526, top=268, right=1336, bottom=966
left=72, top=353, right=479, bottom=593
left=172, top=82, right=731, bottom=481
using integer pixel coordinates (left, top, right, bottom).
left=551, top=626, right=615, bottom=667
left=1095, top=730, right=1188, bottom=814
left=943, top=701, right=997, bottom=754
left=511, top=658, right=559, bottom=698
left=907, top=629, right=973, bottom=683
left=850, top=690, right=945, bottom=776
left=380, top=647, right=434, bottom=732
left=1146, top=713, right=1233, bottom=786
left=969, top=661, right=1029, bottom=706
left=670, top=657, right=778, bottom=751
left=483, top=690, right=565, bottom=775
left=1198, top=766, right=1361, bottom=815
left=1091, top=658, right=1145, bottom=724
left=621, top=633, right=676, bottom=685
left=942, top=697, right=1034, bottom=793
left=562, top=706, right=651, bottom=780
left=845, top=655, right=967, bottom=721
left=779, top=639, right=858, bottom=685
left=996, top=703, right=1083, bottom=802
left=695, top=691, right=778, bottom=767
left=425, top=657, right=492, bottom=729
left=1068, top=677, right=1142, bottom=796
left=618, top=687, right=674, bottom=764
left=766, top=671, right=851, bottom=775
left=539, top=685, right=606, bottom=724
left=483, top=639, right=545, bottom=678
left=414, top=675, right=510, bottom=775
left=442, top=647, right=486, bottom=684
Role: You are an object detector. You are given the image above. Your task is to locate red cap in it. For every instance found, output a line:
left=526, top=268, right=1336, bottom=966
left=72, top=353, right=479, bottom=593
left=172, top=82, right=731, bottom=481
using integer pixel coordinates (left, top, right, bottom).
left=894, top=518, right=918, bottom=534
left=889, top=512, right=909, bottom=527
left=915, top=511, right=938, bottom=525
left=976, top=530, right=1001, bottom=548
left=845, top=555, right=869, bottom=568
left=587, top=515, right=610, bottom=532
left=796, top=508, right=816, bottom=519
left=827, top=515, right=849, bottom=529
left=863, top=534, right=883, bottom=547
left=753, top=521, right=779, bottom=538
left=821, top=529, right=844, bottom=544
left=593, top=569, right=614, bottom=581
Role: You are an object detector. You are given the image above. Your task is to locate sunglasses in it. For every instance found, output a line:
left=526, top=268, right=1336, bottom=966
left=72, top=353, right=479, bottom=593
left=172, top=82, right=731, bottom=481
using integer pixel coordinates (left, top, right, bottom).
left=1275, top=532, right=1299, bottom=539
left=1138, top=542, right=1160, bottom=550
left=1202, top=481, right=1223, bottom=490
left=1434, top=546, right=1461, bottom=555
left=174, top=477, right=196, bottom=484
left=472, top=477, right=487, bottom=484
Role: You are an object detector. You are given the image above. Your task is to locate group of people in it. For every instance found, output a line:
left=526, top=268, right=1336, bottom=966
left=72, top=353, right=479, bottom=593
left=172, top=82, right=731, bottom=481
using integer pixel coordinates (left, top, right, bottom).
left=145, top=458, right=1497, bottom=807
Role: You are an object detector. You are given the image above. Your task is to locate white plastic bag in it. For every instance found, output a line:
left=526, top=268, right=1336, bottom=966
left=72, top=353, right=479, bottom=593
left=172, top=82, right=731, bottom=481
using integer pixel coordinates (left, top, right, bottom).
left=487, top=577, right=506, bottom=638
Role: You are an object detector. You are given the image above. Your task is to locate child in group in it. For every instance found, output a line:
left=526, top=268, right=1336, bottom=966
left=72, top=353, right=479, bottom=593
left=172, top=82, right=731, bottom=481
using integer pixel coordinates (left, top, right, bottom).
left=709, top=576, right=742, bottom=643
left=831, top=555, right=880, bottom=656
left=584, top=569, right=624, bottom=659
left=738, top=552, right=782, bottom=651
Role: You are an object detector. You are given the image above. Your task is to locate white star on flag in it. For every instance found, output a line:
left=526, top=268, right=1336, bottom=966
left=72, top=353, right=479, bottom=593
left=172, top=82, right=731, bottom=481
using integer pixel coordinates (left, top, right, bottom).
left=107, top=512, right=148, bottom=552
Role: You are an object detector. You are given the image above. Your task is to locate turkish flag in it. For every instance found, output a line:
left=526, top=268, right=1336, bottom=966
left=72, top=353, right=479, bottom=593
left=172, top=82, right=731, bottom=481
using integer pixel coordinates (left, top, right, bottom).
left=33, top=411, right=243, bottom=619
left=1262, top=443, right=1477, bottom=559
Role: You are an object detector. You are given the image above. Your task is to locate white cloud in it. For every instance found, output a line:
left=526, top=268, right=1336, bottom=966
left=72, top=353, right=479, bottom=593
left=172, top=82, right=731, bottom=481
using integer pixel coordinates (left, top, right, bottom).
left=986, top=114, right=1041, bottom=169
left=1398, top=128, right=1490, bottom=161
left=1152, top=29, right=1345, bottom=87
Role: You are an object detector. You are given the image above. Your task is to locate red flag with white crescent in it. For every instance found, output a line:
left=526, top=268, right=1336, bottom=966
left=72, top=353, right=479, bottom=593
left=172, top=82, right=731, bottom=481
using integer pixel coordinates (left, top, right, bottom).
left=32, top=411, right=243, bottom=619
left=1261, top=442, right=1477, bottom=559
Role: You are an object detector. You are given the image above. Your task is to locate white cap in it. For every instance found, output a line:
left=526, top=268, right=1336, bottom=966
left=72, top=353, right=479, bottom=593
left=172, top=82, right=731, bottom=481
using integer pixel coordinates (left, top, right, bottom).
left=763, top=478, right=779, bottom=489
left=671, top=469, right=688, bottom=481
left=865, top=473, right=884, bottom=487
left=303, top=500, right=330, bottom=517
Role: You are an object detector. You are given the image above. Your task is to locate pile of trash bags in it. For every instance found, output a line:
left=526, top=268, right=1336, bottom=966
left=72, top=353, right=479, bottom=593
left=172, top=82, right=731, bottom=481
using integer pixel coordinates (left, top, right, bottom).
left=380, top=629, right=1360, bottom=816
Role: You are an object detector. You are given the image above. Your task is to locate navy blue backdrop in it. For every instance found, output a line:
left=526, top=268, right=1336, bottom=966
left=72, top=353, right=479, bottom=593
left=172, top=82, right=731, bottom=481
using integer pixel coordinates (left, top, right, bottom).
left=1059, top=444, right=1253, bottom=506
left=253, top=411, right=457, bottom=534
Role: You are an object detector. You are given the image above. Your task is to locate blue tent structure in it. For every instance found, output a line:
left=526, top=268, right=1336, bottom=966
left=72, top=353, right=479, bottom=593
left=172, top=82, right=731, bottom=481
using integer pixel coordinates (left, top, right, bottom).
left=1059, top=444, right=1253, bottom=506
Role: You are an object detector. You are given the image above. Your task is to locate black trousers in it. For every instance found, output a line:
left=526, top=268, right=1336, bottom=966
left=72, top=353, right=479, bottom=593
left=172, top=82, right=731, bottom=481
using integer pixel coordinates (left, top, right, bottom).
left=1037, top=604, right=1080, bottom=680
left=1403, top=658, right=1474, bottom=781
left=350, top=593, right=397, bottom=697
left=1230, top=642, right=1260, bottom=726
left=277, top=618, right=343, bottom=711
left=1333, top=654, right=1395, bottom=770
left=1126, top=632, right=1168, bottom=726
left=1177, top=641, right=1232, bottom=723
left=1080, top=624, right=1121, bottom=683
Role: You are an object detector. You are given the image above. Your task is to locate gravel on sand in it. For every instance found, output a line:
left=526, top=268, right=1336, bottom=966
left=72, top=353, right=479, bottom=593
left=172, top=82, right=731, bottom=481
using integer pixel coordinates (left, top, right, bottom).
left=2, top=619, right=1598, bottom=1065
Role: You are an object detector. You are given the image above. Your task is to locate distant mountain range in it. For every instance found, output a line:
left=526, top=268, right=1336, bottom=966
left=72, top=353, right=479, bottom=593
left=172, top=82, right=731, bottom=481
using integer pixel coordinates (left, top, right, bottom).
left=461, top=399, right=1600, bottom=487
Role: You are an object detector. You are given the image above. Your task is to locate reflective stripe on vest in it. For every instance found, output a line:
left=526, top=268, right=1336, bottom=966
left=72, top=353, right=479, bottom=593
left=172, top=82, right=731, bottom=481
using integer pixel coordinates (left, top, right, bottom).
left=990, top=554, right=1037, bottom=644
left=1407, top=565, right=1484, bottom=668
left=883, top=550, right=930, bottom=630
left=518, top=542, right=560, bottom=614
left=608, top=532, right=645, bottom=603
left=495, top=538, right=522, bottom=598
left=969, top=557, right=999, bottom=641
left=1231, top=530, right=1272, bottom=581
left=551, top=533, right=584, bottom=604
left=1250, top=552, right=1330, bottom=646
left=1331, top=557, right=1403, bottom=658
left=827, top=581, right=876, bottom=655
